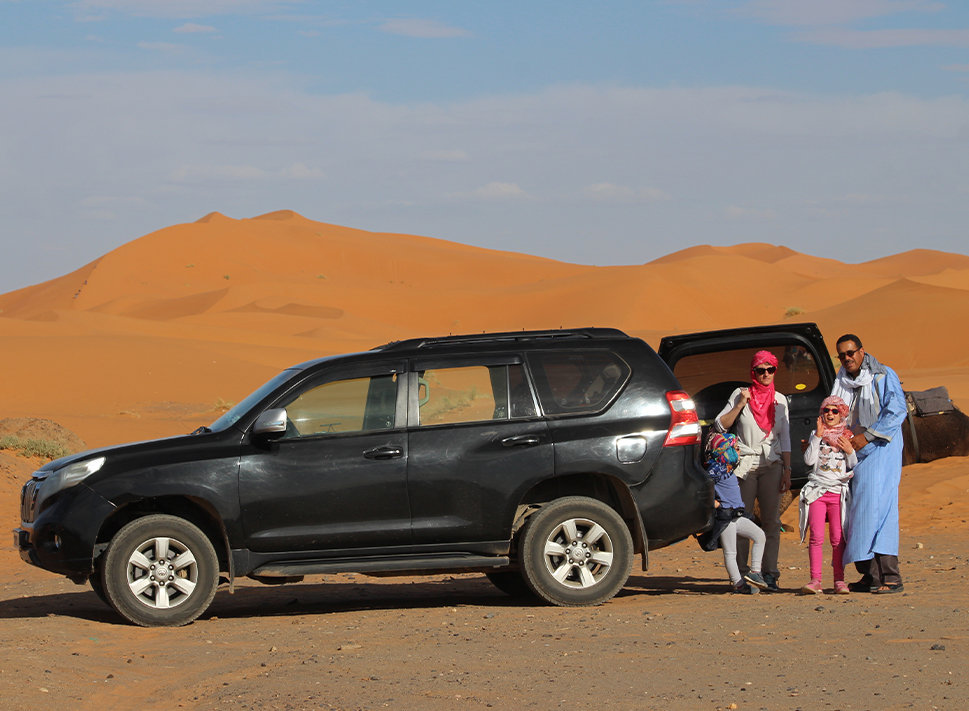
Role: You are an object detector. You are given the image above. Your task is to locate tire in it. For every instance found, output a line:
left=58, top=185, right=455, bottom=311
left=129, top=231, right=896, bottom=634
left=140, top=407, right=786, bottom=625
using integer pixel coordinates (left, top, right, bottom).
left=100, top=514, right=219, bottom=627
left=89, top=570, right=110, bottom=607
left=485, top=570, right=534, bottom=598
left=520, top=496, right=633, bottom=607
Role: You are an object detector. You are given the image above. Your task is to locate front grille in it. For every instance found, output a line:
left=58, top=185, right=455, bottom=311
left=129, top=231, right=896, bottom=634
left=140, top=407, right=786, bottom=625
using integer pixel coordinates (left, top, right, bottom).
left=20, top=479, right=38, bottom=523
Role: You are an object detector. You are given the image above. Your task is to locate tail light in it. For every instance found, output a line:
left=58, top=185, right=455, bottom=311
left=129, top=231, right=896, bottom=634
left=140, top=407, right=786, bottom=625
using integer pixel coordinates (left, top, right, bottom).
left=663, top=391, right=701, bottom=446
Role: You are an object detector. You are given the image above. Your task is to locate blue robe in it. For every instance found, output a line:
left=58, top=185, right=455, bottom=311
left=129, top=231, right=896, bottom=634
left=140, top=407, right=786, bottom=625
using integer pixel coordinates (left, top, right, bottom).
left=842, top=364, right=907, bottom=564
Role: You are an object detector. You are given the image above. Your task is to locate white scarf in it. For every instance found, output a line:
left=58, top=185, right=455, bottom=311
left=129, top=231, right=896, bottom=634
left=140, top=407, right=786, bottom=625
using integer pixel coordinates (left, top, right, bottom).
left=831, top=353, right=882, bottom=429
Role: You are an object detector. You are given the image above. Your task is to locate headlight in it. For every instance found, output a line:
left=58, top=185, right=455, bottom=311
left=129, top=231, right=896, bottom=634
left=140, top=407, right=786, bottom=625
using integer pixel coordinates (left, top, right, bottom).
left=42, top=456, right=106, bottom=500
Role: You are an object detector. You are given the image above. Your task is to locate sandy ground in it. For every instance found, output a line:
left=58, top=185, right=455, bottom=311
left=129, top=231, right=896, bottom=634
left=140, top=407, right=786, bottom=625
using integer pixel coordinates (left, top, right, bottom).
left=2, top=451, right=967, bottom=711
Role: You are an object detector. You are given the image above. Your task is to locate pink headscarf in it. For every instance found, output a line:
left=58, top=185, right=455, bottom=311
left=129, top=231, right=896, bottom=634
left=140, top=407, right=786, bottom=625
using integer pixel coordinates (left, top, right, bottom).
left=749, top=350, right=778, bottom=434
left=819, top=395, right=850, bottom=446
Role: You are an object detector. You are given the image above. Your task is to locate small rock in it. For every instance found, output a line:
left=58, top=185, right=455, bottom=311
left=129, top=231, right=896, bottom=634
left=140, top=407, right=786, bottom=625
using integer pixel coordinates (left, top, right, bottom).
left=930, top=643, right=946, bottom=651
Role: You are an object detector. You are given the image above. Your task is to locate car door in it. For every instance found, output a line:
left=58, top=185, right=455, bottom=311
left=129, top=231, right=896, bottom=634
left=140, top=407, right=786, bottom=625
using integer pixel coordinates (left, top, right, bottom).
left=238, top=360, right=411, bottom=553
left=404, top=355, right=552, bottom=547
left=657, top=323, right=836, bottom=488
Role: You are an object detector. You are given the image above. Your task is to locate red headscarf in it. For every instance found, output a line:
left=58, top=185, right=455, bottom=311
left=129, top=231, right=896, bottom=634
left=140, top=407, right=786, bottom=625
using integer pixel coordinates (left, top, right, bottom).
left=749, top=350, right=778, bottom=434
left=819, top=395, right=850, bottom=446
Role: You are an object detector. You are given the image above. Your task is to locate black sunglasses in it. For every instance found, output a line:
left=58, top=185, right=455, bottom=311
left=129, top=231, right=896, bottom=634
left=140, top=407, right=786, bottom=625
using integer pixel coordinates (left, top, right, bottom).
left=822, top=407, right=840, bottom=414
left=837, top=349, right=859, bottom=361
left=754, top=366, right=776, bottom=375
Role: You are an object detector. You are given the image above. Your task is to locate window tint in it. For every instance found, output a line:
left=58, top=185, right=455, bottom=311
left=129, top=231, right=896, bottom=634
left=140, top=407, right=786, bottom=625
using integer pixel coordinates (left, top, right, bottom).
left=528, top=351, right=629, bottom=415
left=282, top=374, right=397, bottom=438
left=417, top=364, right=536, bottom=426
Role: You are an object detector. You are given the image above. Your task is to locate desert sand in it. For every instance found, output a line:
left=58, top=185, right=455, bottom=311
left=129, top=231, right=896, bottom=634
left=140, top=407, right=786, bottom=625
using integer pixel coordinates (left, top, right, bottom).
left=1, top=211, right=967, bottom=710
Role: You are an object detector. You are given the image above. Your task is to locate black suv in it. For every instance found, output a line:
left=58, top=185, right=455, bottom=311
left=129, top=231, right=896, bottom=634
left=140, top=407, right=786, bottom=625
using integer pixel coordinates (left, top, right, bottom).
left=16, top=328, right=713, bottom=626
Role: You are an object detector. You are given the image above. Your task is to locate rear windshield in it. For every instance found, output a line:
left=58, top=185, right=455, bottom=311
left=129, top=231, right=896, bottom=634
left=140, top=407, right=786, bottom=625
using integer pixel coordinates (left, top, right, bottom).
left=527, top=350, right=629, bottom=416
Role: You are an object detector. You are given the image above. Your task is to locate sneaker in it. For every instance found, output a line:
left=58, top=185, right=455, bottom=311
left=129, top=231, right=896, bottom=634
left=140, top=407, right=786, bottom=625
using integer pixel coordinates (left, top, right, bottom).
left=834, top=581, right=850, bottom=595
left=744, top=571, right=769, bottom=590
left=732, top=580, right=758, bottom=595
left=848, top=576, right=873, bottom=593
left=763, top=573, right=780, bottom=592
left=800, top=580, right=823, bottom=595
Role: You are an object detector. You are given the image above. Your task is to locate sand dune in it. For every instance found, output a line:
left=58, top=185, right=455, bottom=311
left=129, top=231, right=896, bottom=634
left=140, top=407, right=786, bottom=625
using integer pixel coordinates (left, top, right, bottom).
left=1, top=210, right=967, bottom=448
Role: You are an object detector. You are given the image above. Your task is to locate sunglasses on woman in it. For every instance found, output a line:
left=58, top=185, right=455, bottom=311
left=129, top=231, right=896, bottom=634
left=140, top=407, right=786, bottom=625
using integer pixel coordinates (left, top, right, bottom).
left=822, top=407, right=841, bottom=414
left=754, top=366, right=776, bottom=375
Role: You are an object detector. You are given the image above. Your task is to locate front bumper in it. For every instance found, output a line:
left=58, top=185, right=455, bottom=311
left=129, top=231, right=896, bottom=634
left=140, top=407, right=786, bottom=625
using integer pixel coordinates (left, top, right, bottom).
left=15, top=482, right=116, bottom=578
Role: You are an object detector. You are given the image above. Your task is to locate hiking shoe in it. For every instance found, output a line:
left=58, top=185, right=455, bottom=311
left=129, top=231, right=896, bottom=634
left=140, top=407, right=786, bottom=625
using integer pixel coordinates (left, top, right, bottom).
left=834, top=580, right=850, bottom=595
left=800, top=580, right=823, bottom=595
left=732, top=581, right=758, bottom=595
left=762, top=573, right=780, bottom=592
left=744, top=571, right=769, bottom=590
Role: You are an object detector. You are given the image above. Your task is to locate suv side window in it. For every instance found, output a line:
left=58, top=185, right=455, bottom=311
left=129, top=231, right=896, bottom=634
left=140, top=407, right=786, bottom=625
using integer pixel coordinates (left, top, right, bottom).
left=417, top=364, right=536, bottom=426
left=527, top=350, right=630, bottom=415
left=281, top=373, right=398, bottom=437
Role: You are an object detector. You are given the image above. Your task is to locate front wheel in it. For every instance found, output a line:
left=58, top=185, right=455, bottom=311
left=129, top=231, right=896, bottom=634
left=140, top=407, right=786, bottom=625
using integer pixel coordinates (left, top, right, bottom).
left=520, top=496, right=633, bottom=606
left=100, top=514, right=219, bottom=627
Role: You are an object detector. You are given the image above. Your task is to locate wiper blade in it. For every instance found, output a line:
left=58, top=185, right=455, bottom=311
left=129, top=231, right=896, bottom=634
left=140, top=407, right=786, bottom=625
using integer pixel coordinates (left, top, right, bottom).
left=191, top=426, right=211, bottom=435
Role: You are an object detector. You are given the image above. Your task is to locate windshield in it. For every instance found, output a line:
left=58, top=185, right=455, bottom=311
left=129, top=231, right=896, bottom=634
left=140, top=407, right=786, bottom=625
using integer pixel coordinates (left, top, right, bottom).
left=208, top=369, right=299, bottom=432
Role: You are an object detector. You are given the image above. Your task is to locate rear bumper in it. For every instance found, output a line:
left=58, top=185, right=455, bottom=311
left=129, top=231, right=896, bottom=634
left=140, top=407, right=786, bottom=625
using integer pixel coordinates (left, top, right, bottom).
left=634, top=445, right=713, bottom=549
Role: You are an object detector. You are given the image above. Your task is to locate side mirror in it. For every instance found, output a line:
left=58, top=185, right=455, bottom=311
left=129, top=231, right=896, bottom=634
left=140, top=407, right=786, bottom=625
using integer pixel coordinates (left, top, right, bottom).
left=253, top=408, right=288, bottom=438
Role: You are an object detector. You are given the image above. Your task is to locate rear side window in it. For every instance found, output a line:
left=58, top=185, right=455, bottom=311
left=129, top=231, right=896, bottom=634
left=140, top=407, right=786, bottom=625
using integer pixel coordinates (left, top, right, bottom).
left=417, top=364, right=537, bottom=426
left=528, top=350, right=630, bottom=415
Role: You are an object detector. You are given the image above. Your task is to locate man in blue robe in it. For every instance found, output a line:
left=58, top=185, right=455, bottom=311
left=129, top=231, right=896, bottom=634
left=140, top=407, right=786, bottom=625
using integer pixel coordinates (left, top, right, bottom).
left=831, top=334, right=907, bottom=593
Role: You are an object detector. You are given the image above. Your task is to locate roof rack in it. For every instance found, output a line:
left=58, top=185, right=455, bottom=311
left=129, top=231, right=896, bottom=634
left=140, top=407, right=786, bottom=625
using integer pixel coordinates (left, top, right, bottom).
left=373, top=327, right=629, bottom=352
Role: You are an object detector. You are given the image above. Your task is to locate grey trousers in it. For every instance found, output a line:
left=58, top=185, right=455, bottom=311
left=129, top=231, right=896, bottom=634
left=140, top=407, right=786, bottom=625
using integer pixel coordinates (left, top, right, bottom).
left=720, top=516, right=765, bottom=585
left=736, top=461, right=783, bottom=578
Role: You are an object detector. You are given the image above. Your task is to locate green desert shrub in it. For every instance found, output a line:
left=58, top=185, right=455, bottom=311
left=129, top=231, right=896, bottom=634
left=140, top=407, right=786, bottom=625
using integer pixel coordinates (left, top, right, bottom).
left=0, top=435, right=71, bottom=461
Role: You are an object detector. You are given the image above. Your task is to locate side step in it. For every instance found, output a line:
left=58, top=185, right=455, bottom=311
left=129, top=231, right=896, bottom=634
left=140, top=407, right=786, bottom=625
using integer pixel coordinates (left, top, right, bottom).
left=251, top=553, right=511, bottom=578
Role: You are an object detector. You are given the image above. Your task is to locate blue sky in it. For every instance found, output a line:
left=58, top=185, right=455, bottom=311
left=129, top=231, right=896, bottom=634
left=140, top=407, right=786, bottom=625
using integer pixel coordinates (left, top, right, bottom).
left=2, top=0, right=969, bottom=292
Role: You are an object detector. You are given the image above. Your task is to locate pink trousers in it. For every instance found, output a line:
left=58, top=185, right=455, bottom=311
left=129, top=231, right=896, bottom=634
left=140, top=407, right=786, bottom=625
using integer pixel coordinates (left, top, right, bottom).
left=807, top=490, right=845, bottom=583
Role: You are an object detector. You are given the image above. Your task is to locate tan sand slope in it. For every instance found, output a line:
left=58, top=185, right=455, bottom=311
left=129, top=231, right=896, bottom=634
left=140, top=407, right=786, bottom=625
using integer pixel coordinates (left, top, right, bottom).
left=1, top=210, right=967, bottom=448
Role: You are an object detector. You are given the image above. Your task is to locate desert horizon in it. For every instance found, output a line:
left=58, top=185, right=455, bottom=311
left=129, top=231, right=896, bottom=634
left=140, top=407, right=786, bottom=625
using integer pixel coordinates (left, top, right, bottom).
left=1, top=210, right=967, bottom=450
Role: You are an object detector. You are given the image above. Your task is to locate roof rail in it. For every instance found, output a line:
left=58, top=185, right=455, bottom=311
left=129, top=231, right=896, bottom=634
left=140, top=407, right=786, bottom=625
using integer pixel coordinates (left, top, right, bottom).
left=373, top=327, right=629, bottom=351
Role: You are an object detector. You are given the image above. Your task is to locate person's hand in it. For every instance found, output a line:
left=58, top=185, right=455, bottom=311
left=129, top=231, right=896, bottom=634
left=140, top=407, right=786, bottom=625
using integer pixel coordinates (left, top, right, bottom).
left=837, top=434, right=854, bottom=454
left=850, top=433, right=869, bottom=451
left=738, top=388, right=751, bottom=407
left=816, top=415, right=825, bottom=438
left=780, top=468, right=791, bottom=492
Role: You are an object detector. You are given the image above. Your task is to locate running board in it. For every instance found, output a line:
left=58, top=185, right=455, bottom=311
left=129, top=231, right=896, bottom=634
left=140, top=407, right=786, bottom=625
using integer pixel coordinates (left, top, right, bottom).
left=252, top=553, right=511, bottom=578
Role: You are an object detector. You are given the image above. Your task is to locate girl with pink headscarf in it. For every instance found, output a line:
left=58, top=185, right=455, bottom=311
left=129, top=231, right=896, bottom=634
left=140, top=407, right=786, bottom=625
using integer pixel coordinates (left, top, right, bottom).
left=714, top=350, right=792, bottom=592
left=797, top=396, right=857, bottom=595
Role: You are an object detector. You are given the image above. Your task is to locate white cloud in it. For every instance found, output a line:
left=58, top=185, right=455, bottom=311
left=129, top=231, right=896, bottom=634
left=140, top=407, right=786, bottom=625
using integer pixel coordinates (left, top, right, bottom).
left=725, top=205, right=777, bottom=221
left=733, top=0, right=944, bottom=27
left=796, top=27, right=969, bottom=48
left=583, top=183, right=672, bottom=203
left=378, top=18, right=470, bottom=39
left=174, top=23, right=218, bottom=34
left=463, top=182, right=530, bottom=200
left=280, top=162, right=325, bottom=179
left=137, top=41, right=185, bottom=53
left=71, top=0, right=299, bottom=19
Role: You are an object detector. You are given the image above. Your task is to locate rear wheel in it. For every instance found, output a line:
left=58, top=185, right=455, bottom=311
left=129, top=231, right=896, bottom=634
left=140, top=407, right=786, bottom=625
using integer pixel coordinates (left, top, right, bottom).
left=520, top=496, right=633, bottom=606
left=101, top=514, right=219, bottom=627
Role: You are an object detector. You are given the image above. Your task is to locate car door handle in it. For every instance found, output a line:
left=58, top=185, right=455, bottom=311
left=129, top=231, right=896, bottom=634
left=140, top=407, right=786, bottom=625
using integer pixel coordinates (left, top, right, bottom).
left=363, top=446, right=404, bottom=460
left=501, top=435, right=541, bottom=447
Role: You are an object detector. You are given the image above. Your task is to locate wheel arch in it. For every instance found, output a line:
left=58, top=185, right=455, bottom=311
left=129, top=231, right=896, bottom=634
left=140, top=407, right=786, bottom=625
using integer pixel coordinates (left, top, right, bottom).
left=94, top=496, right=232, bottom=583
left=514, top=473, right=648, bottom=570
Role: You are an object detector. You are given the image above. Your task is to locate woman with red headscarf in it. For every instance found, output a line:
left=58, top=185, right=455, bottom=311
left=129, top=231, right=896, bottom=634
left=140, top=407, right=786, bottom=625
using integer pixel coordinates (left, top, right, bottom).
left=715, top=350, right=792, bottom=592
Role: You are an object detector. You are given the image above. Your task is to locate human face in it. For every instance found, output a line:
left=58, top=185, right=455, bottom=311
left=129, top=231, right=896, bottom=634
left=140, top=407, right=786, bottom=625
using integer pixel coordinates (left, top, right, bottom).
left=821, top=406, right=843, bottom=427
left=753, top=363, right=776, bottom=385
left=836, top=341, right=865, bottom=376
